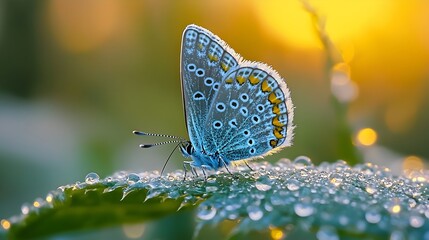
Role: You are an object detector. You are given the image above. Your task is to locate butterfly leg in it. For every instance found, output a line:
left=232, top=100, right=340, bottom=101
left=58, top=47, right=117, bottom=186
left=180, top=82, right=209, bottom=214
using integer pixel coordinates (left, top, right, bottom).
left=183, top=162, right=190, bottom=180
left=201, top=167, right=207, bottom=181
left=219, top=156, right=237, bottom=178
left=244, top=161, right=254, bottom=171
left=183, top=161, right=198, bottom=180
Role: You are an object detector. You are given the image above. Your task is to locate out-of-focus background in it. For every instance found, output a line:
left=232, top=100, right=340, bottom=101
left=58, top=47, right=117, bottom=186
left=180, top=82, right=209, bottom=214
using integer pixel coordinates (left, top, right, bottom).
left=1, top=0, right=428, bottom=238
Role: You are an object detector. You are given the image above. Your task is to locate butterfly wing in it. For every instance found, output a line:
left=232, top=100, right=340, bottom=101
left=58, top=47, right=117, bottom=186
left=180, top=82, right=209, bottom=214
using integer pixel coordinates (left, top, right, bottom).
left=180, top=25, right=241, bottom=151
left=203, top=61, right=294, bottom=162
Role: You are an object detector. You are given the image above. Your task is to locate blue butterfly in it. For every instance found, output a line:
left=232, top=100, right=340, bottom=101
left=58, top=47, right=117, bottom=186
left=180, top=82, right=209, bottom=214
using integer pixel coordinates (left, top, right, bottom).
left=135, top=24, right=294, bottom=173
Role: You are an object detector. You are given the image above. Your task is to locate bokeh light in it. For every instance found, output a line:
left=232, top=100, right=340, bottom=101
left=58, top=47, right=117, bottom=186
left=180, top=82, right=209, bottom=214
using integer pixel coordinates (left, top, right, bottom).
left=270, top=227, right=284, bottom=240
left=391, top=205, right=401, bottom=214
left=403, top=155, right=424, bottom=171
left=1, top=219, right=11, bottom=230
left=356, top=128, right=378, bottom=147
left=122, top=223, right=145, bottom=239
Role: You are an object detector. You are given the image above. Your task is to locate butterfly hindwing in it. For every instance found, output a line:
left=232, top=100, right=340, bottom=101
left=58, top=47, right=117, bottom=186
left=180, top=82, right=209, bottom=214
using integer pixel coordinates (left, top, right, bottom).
left=203, top=62, right=294, bottom=162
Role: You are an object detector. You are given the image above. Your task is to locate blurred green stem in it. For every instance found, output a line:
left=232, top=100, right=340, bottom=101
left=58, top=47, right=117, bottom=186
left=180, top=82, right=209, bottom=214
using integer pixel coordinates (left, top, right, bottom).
left=303, top=1, right=362, bottom=165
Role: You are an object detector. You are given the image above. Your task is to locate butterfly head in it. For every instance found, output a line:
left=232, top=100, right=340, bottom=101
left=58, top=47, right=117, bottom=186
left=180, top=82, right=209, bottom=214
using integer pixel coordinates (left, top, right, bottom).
left=179, top=140, right=194, bottom=158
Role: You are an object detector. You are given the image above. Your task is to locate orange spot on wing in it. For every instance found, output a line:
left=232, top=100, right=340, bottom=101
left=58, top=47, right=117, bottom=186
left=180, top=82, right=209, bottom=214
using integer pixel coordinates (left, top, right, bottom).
left=261, top=80, right=272, bottom=92
left=270, top=139, right=278, bottom=148
left=221, top=62, right=230, bottom=72
left=208, top=53, right=218, bottom=62
left=236, top=75, right=246, bottom=85
left=272, top=116, right=285, bottom=127
left=272, top=104, right=280, bottom=114
left=268, top=92, right=282, bottom=104
left=273, top=127, right=284, bottom=139
left=225, top=78, right=233, bottom=84
left=249, top=75, right=260, bottom=85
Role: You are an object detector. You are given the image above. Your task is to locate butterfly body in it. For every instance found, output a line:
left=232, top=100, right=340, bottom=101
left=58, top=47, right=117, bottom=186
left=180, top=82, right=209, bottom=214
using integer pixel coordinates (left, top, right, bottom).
left=179, top=25, right=294, bottom=171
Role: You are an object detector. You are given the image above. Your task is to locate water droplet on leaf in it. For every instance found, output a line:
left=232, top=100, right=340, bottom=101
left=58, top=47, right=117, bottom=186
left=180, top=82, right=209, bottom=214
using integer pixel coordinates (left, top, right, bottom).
left=197, top=205, right=217, bottom=220
left=85, top=172, right=100, bottom=184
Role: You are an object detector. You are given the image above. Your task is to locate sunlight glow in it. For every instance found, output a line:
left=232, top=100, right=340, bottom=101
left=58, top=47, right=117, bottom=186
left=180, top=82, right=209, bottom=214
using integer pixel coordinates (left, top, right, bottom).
left=251, top=0, right=392, bottom=49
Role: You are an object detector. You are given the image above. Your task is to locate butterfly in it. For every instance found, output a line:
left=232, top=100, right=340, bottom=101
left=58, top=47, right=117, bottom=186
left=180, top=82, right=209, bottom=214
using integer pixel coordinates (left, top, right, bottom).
left=135, top=24, right=294, bottom=173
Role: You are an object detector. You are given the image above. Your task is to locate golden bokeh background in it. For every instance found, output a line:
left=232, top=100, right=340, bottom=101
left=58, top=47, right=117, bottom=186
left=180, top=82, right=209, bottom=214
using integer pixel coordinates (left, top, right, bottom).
left=1, top=0, right=428, bottom=238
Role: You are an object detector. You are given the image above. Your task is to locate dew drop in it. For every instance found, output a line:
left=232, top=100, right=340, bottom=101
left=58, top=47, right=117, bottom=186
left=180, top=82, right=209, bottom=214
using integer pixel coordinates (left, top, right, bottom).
left=316, top=226, right=339, bottom=240
left=294, top=202, right=314, bottom=217
left=45, top=193, right=54, bottom=203
left=264, top=202, right=273, bottom=212
left=408, top=198, right=417, bottom=208
left=33, top=198, right=44, bottom=208
left=145, top=190, right=162, bottom=201
left=287, top=179, right=300, bottom=191
left=409, top=214, right=424, bottom=228
left=127, top=173, right=140, bottom=183
left=247, top=205, right=263, bottom=221
left=338, top=215, right=349, bottom=226
left=197, top=205, right=217, bottom=220
left=293, top=156, right=313, bottom=169
left=85, top=172, right=100, bottom=184
left=329, top=173, right=343, bottom=187
left=167, top=190, right=180, bottom=199
left=255, top=181, right=272, bottom=191
left=382, top=179, right=393, bottom=188
left=365, top=184, right=377, bottom=195
left=21, top=203, right=31, bottom=215
left=390, top=230, right=405, bottom=240
left=206, top=186, right=218, bottom=192
left=276, top=158, right=292, bottom=167
left=365, top=208, right=382, bottom=224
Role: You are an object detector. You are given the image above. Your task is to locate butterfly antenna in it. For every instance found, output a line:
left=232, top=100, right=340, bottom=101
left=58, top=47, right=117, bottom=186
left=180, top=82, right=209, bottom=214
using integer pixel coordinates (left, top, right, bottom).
left=139, top=140, right=182, bottom=148
left=160, top=142, right=182, bottom=175
left=133, top=130, right=185, bottom=141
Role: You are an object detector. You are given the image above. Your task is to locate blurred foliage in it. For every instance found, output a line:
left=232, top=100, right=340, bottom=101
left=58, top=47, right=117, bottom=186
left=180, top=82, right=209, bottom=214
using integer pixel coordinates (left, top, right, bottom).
left=1, top=0, right=429, bottom=239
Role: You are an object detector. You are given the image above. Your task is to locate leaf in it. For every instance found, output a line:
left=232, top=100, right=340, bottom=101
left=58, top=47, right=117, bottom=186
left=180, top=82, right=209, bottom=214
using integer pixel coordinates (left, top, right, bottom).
left=2, top=158, right=429, bottom=239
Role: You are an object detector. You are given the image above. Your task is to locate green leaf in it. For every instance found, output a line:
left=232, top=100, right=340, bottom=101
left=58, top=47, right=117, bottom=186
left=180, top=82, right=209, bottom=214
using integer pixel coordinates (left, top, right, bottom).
left=2, top=158, right=429, bottom=239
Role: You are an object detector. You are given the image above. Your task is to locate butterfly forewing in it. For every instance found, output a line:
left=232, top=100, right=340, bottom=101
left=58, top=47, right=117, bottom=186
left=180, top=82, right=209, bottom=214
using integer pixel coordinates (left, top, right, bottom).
left=181, top=25, right=240, bottom=151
